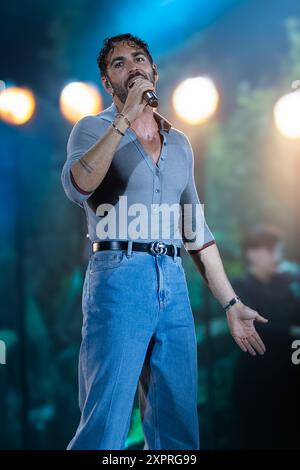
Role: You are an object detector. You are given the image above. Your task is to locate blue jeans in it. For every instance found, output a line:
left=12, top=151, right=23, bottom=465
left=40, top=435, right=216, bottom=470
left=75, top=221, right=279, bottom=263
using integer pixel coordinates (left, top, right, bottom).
left=67, top=241, right=200, bottom=450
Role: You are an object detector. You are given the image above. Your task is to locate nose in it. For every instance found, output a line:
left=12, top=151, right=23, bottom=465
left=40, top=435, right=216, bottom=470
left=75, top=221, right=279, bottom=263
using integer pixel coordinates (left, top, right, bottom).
left=126, top=59, right=144, bottom=76
left=127, top=63, right=140, bottom=76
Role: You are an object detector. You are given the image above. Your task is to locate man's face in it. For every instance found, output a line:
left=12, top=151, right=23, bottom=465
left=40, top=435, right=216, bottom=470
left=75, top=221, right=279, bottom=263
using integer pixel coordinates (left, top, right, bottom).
left=102, top=41, right=157, bottom=104
left=246, top=242, right=283, bottom=275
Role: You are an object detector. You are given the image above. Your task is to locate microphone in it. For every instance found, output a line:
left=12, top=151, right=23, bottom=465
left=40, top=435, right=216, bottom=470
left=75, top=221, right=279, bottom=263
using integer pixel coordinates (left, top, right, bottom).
left=142, top=89, right=158, bottom=108
left=128, top=80, right=158, bottom=108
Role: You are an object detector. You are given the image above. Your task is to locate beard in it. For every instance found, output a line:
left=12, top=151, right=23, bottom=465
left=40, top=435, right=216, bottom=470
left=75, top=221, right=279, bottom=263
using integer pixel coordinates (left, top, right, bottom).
left=109, top=69, right=155, bottom=104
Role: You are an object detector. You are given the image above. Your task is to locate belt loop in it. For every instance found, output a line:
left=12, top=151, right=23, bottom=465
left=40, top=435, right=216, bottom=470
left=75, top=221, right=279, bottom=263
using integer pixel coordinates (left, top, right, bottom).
left=172, top=243, right=177, bottom=261
left=126, top=240, right=133, bottom=258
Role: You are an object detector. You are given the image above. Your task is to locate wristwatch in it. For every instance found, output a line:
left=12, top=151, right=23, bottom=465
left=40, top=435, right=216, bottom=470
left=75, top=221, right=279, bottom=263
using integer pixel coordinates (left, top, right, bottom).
left=223, top=295, right=241, bottom=312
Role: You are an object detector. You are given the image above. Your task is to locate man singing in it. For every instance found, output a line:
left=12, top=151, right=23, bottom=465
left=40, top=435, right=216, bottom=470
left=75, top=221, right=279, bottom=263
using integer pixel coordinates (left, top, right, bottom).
left=61, top=33, right=268, bottom=450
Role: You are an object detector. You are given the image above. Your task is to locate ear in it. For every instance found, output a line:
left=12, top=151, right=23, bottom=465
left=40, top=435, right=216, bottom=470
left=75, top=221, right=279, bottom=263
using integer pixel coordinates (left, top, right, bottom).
left=101, top=75, right=112, bottom=94
left=152, top=64, right=159, bottom=84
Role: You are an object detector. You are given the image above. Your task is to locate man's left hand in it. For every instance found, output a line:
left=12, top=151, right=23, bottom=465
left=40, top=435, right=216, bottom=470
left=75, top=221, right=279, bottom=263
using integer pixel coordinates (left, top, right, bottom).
left=226, top=302, right=268, bottom=355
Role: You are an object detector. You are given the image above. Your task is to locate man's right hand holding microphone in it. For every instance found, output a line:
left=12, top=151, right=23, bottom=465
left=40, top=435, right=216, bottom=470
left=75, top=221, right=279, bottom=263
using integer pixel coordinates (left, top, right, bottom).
left=112, top=77, right=156, bottom=135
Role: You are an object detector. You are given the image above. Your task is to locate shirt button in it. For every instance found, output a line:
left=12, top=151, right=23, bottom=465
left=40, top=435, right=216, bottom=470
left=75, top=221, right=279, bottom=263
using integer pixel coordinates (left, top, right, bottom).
left=161, top=156, right=165, bottom=160
left=155, top=189, right=160, bottom=193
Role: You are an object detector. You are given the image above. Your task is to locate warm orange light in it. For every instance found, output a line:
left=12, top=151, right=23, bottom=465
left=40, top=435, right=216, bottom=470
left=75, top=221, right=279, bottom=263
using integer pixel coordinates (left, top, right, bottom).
left=0, top=86, right=36, bottom=125
left=60, top=82, right=102, bottom=124
left=172, top=76, right=219, bottom=124
left=274, top=91, right=300, bottom=139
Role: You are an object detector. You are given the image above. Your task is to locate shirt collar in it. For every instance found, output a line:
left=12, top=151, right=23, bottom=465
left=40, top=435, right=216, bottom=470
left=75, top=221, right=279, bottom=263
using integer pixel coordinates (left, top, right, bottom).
left=98, top=101, right=172, bottom=133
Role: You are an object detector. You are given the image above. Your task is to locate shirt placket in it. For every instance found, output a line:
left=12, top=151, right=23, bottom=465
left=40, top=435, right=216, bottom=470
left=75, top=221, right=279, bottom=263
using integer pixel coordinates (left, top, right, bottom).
left=152, top=132, right=167, bottom=215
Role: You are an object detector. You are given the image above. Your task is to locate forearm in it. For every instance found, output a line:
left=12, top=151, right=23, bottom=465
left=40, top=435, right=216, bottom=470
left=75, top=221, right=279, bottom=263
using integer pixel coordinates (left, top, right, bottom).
left=189, top=243, right=237, bottom=307
left=71, top=117, right=128, bottom=192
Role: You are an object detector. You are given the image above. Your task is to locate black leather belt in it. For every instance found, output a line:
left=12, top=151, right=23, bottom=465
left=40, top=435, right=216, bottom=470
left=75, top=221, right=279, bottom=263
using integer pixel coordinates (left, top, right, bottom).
left=92, top=240, right=181, bottom=257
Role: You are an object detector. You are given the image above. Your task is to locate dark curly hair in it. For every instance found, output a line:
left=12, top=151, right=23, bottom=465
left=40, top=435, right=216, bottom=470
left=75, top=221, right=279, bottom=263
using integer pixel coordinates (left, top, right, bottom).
left=241, top=224, right=285, bottom=254
left=97, top=33, right=153, bottom=78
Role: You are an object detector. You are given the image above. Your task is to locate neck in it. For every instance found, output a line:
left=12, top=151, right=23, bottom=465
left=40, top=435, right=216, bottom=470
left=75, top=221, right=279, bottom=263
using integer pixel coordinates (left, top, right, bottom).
left=114, top=98, right=158, bottom=140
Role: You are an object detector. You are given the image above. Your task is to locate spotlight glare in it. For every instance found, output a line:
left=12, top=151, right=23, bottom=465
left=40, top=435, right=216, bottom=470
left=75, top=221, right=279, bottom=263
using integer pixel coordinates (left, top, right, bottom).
left=172, top=76, right=219, bottom=124
left=274, top=92, right=300, bottom=139
left=0, top=86, right=36, bottom=125
left=60, top=82, right=102, bottom=124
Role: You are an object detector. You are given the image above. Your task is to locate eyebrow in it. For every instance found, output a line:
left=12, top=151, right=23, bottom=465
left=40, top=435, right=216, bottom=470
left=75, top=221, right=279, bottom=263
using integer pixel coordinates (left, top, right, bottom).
left=109, top=51, right=147, bottom=67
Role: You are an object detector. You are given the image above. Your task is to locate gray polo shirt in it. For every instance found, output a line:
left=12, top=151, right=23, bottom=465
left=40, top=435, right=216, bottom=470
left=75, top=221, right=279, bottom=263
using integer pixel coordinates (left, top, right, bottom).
left=61, top=102, right=216, bottom=253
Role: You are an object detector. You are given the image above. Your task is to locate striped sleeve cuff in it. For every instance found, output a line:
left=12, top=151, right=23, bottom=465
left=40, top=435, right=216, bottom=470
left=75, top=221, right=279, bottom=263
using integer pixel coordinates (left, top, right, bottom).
left=187, top=239, right=216, bottom=254
left=70, top=169, right=93, bottom=195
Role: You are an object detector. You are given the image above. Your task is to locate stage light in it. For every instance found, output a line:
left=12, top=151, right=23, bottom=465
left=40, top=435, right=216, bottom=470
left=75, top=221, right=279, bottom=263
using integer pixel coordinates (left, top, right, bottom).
left=60, top=82, right=102, bottom=124
left=274, top=91, right=300, bottom=139
left=0, top=86, right=36, bottom=125
left=172, top=76, right=219, bottom=124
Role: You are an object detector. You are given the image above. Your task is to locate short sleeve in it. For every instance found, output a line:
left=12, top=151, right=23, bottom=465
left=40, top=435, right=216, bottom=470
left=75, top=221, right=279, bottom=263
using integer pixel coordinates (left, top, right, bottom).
left=61, top=115, right=106, bottom=207
left=179, top=135, right=216, bottom=253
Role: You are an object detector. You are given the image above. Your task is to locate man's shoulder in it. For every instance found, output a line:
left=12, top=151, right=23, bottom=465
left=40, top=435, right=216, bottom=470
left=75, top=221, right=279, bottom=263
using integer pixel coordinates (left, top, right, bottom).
left=70, top=111, right=111, bottom=138
left=168, top=126, right=189, bottom=145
